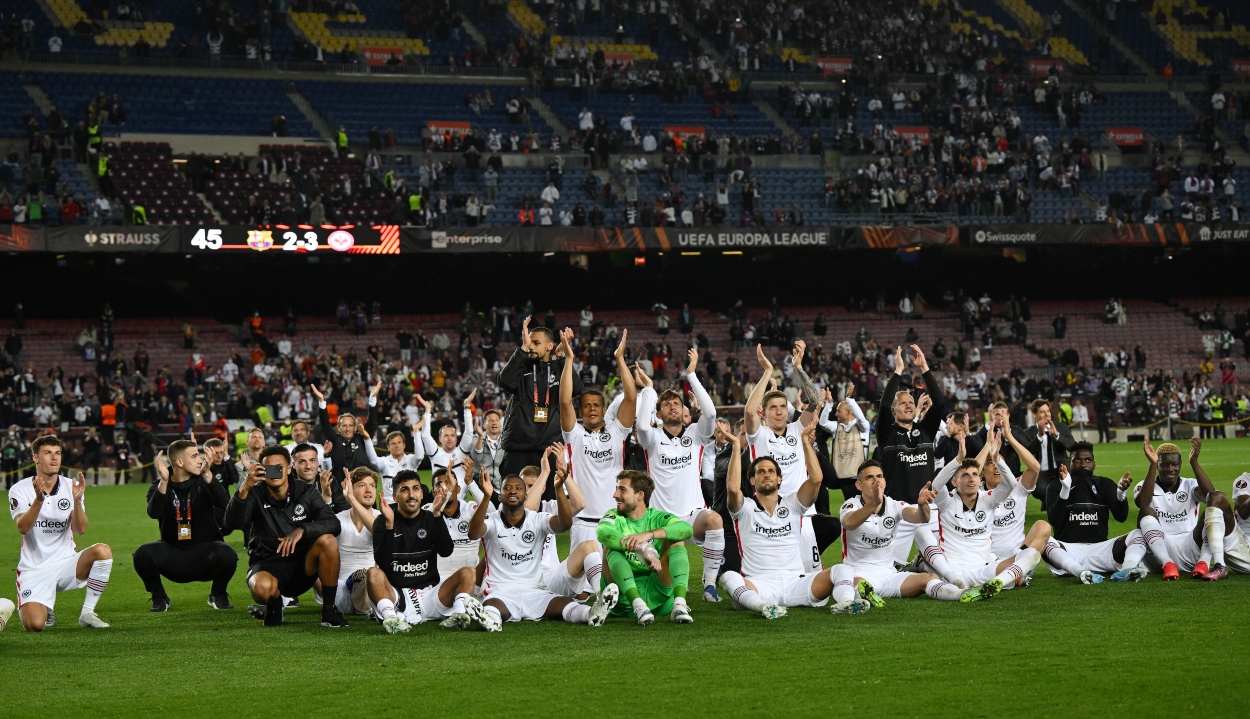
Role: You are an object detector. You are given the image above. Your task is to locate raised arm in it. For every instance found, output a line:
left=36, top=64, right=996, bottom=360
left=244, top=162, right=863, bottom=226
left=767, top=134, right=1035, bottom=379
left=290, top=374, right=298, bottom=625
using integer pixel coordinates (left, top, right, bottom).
left=725, top=431, right=744, bottom=514
left=795, top=408, right=825, bottom=509
left=549, top=464, right=573, bottom=534
left=467, top=478, right=494, bottom=540
left=458, top=391, right=477, bottom=453
left=614, top=329, right=636, bottom=429
left=342, top=474, right=378, bottom=530
left=1187, top=438, right=1217, bottom=502
left=417, top=394, right=437, bottom=455
left=790, top=340, right=818, bottom=426
left=634, top=366, right=658, bottom=445
left=901, top=482, right=936, bottom=525
left=1001, top=422, right=1039, bottom=491
left=743, top=344, right=773, bottom=436
left=686, top=349, right=717, bottom=442
left=558, top=328, right=577, bottom=433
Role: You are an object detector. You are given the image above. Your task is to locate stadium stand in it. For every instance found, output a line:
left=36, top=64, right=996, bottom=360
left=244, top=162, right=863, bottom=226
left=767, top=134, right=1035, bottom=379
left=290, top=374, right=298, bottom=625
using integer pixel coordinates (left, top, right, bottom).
left=100, top=141, right=213, bottom=225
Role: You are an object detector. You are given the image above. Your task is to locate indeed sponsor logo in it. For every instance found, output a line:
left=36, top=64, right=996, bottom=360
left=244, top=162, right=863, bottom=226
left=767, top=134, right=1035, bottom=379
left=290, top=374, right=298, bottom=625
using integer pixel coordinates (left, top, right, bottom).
left=1156, top=510, right=1190, bottom=522
left=584, top=447, right=615, bottom=461
left=660, top=454, right=692, bottom=466
left=993, top=511, right=1016, bottom=527
left=1070, top=511, right=1101, bottom=522
left=859, top=533, right=891, bottom=547
left=501, top=550, right=534, bottom=562
left=393, top=561, right=428, bottom=574
left=953, top=525, right=988, bottom=536
left=35, top=518, right=70, bottom=530
left=753, top=523, right=792, bottom=537
left=900, top=452, right=928, bottom=466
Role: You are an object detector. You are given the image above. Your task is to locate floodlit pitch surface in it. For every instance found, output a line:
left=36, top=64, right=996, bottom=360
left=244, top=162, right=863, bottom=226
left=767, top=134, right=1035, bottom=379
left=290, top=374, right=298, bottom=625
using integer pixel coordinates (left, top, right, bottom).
left=2, top=438, right=1248, bottom=718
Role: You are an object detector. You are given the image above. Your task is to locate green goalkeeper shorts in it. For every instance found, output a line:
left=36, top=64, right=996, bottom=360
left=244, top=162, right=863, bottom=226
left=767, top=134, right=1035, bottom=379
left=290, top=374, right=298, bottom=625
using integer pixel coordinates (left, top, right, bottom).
left=607, top=571, right=674, bottom=617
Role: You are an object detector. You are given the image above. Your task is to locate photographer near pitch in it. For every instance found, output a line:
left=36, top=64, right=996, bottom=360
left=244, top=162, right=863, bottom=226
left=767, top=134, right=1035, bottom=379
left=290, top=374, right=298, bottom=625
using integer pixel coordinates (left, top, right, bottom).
left=496, top=317, right=584, bottom=500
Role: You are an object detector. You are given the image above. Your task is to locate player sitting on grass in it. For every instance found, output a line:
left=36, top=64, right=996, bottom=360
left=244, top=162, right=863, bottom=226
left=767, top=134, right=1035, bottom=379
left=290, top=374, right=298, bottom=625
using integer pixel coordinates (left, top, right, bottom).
left=717, top=409, right=827, bottom=619
left=837, top=459, right=964, bottom=611
left=1119, top=439, right=1235, bottom=581
left=9, top=435, right=112, bottom=631
left=1225, top=474, right=1250, bottom=574
left=521, top=447, right=608, bottom=601
left=334, top=467, right=382, bottom=619
left=1041, top=442, right=1144, bottom=584
left=367, top=470, right=489, bottom=634
left=426, top=461, right=483, bottom=576
left=598, top=470, right=695, bottom=625
left=914, top=430, right=1048, bottom=602
left=469, top=470, right=615, bottom=628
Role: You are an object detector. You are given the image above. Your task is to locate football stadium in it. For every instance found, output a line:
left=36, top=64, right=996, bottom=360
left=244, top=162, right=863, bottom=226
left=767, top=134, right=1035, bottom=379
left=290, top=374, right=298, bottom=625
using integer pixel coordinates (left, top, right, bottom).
left=2, top=0, right=1250, bottom=716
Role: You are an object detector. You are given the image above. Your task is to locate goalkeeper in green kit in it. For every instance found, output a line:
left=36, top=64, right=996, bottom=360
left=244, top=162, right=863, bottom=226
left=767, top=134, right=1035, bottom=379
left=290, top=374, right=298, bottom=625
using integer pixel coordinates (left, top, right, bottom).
left=597, top=470, right=695, bottom=625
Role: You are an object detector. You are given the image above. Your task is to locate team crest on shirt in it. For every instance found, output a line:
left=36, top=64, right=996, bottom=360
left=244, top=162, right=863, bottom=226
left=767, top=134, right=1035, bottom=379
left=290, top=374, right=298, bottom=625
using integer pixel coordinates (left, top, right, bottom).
left=9, top=497, right=16, bottom=511
left=293, top=504, right=306, bottom=519
left=598, top=430, right=611, bottom=442
left=777, top=506, right=789, bottom=519
left=1004, top=498, right=1016, bottom=510
left=1176, top=492, right=1188, bottom=503
left=57, top=498, right=71, bottom=511
left=21, top=589, right=30, bottom=598
left=1238, top=479, right=1249, bottom=490
left=883, top=517, right=896, bottom=529
left=417, top=528, right=427, bottom=539
left=522, top=530, right=536, bottom=543
left=680, top=437, right=693, bottom=447
left=842, top=501, right=855, bottom=511
left=975, top=510, right=986, bottom=522
left=785, top=435, right=798, bottom=446
left=457, top=521, right=468, bottom=533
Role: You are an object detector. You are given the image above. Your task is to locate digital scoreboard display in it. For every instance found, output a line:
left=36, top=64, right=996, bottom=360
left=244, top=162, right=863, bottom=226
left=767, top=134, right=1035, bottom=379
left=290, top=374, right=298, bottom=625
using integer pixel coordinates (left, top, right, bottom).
left=181, top=225, right=400, bottom=254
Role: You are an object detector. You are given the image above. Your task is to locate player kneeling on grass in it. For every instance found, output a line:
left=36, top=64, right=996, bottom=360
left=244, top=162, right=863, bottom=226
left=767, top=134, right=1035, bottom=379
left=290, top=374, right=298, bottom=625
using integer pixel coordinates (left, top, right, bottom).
left=367, top=470, right=490, bottom=634
left=469, top=471, right=614, bottom=629
left=1119, top=439, right=1236, bottom=581
left=8, top=435, right=112, bottom=631
left=915, top=430, right=1048, bottom=602
left=334, top=467, right=382, bottom=619
left=224, top=445, right=347, bottom=627
left=718, top=410, right=840, bottom=619
left=597, top=471, right=694, bottom=625
left=836, top=459, right=963, bottom=612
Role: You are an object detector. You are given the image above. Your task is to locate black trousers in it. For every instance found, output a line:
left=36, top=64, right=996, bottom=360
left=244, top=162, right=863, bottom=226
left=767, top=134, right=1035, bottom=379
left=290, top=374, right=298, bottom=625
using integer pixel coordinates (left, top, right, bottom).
left=132, top=540, right=238, bottom=599
left=499, top=449, right=555, bottom=500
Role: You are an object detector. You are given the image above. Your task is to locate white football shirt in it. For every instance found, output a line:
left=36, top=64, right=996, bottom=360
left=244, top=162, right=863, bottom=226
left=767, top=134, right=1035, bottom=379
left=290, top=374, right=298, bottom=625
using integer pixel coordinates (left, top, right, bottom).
left=989, top=481, right=1030, bottom=558
left=1133, top=477, right=1200, bottom=535
left=1232, top=474, right=1250, bottom=535
left=730, top=492, right=809, bottom=579
left=376, top=453, right=421, bottom=503
left=563, top=419, right=630, bottom=520
left=335, top=508, right=381, bottom=575
left=839, top=496, right=908, bottom=569
left=747, top=420, right=808, bottom=497
left=481, top=509, right=552, bottom=593
left=9, top=476, right=80, bottom=572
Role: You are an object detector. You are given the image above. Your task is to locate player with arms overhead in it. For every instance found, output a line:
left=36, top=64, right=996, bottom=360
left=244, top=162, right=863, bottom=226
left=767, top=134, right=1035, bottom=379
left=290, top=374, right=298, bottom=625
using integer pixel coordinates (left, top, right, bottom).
left=559, top=327, right=636, bottom=563
left=598, top=470, right=695, bottom=625
left=9, top=435, right=113, bottom=631
left=634, top=349, right=725, bottom=601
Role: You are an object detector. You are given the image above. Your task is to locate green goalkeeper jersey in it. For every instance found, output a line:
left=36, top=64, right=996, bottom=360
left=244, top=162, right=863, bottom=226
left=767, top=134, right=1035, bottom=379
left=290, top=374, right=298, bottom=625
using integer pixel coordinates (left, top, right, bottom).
left=597, top=507, right=693, bottom=574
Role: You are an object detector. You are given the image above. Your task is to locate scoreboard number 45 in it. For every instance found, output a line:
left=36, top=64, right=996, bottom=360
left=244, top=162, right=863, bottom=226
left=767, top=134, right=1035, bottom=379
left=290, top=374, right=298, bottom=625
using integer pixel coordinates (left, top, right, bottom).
left=189, top=228, right=223, bottom=250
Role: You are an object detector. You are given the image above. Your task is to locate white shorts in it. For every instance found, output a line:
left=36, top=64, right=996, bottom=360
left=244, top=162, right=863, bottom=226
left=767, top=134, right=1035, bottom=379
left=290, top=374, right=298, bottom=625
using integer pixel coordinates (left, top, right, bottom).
left=1144, top=532, right=1202, bottom=574
left=845, top=564, right=911, bottom=599
left=483, top=586, right=561, bottom=622
left=569, top=519, right=600, bottom=553
left=1224, top=527, right=1250, bottom=574
left=16, top=553, right=87, bottom=610
left=892, top=507, right=937, bottom=564
left=437, top=544, right=480, bottom=577
left=1049, top=537, right=1123, bottom=576
left=370, top=583, right=451, bottom=625
left=335, top=568, right=372, bottom=615
left=747, top=572, right=828, bottom=608
left=679, top=509, right=709, bottom=545
left=542, top=561, right=580, bottom=597
left=928, top=557, right=999, bottom=588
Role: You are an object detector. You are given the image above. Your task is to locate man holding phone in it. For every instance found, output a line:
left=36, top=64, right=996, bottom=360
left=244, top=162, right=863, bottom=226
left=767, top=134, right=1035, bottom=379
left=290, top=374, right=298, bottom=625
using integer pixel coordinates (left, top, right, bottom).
left=223, top=445, right=346, bottom=627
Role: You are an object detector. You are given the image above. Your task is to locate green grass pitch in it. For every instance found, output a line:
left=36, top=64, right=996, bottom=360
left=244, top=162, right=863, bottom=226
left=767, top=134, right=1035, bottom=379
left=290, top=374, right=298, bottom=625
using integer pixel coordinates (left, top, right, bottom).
left=2, top=439, right=1249, bottom=718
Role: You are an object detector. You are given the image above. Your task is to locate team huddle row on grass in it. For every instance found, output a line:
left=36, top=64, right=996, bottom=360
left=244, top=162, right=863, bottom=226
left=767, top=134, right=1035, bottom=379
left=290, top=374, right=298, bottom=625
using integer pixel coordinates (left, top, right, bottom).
left=4, top=334, right=1249, bottom=634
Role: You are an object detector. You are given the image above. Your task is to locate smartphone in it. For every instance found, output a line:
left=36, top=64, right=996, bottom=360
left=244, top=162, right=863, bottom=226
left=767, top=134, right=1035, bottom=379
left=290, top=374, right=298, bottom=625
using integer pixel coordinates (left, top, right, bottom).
left=263, top=464, right=285, bottom=480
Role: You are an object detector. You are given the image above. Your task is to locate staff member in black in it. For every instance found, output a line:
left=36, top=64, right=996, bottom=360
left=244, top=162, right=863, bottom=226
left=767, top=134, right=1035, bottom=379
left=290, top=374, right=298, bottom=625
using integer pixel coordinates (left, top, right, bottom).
left=132, top=440, right=237, bottom=612
left=310, top=379, right=383, bottom=475
left=223, top=445, right=346, bottom=628
left=497, top=317, right=584, bottom=496
left=203, top=438, right=239, bottom=531
left=1022, top=398, right=1075, bottom=508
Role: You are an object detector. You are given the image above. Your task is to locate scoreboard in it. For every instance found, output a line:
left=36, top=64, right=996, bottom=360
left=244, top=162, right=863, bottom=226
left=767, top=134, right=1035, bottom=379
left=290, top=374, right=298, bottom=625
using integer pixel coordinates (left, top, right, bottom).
left=182, top=225, right=400, bottom=254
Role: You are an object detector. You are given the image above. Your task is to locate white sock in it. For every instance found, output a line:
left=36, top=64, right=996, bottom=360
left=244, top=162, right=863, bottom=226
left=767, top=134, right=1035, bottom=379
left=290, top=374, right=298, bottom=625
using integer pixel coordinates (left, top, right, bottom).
left=631, top=597, right=650, bottom=617
left=1139, top=516, right=1174, bottom=566
left=482, top=605, right=502, bottom=624
left=925, top=578, right=962, bottom=601
left=831, top=563, right=856, bottom=604
left=701, top=529, right=725, bottom=587
left=720, top=571, right=766, bottom=612
left=82, top=559, right=112, bottom=614
left=561, top=601, right=591, bottom=624
left=916, top=528, right=961, bottom=585
left=1121, top=530, right=1147, bottom=569
left=1205, top=507, right=1226, bottom=567
left=583, top=552, right=602, bottom=594
left=473, top=584, right=482, bottom=599
left=994, top=548, right=1040, bottom=589
left=452, top=593, right=469, bottom=616
left=376, top=598, right=396, bottom=620
left=1043, top=538, right=1085, bottom=576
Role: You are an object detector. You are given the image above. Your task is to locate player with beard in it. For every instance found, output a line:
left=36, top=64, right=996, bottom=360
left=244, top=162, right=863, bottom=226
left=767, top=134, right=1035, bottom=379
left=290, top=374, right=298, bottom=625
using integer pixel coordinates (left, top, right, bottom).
left=1119, top=439, right=1235, bottom=581
left=469, top=470, right=614, bottom=628
left=559, top=328, right=636, bottom=578
left=1041, top=442, right=1144, bottom=583
left=368, top=470, right=489, bottom=634
left=289, top=442, right=349, bottom=513
left=310, top=380, right=383, bottom=474
left=875, top=345, right=943, bottom=564
left=368, top=423, right=424, bottom=504
left=633, top=350, right=725, bottom=602
left=223, top=445, right=346, bottom=627
left=744, top=343, right=821, bottom=574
